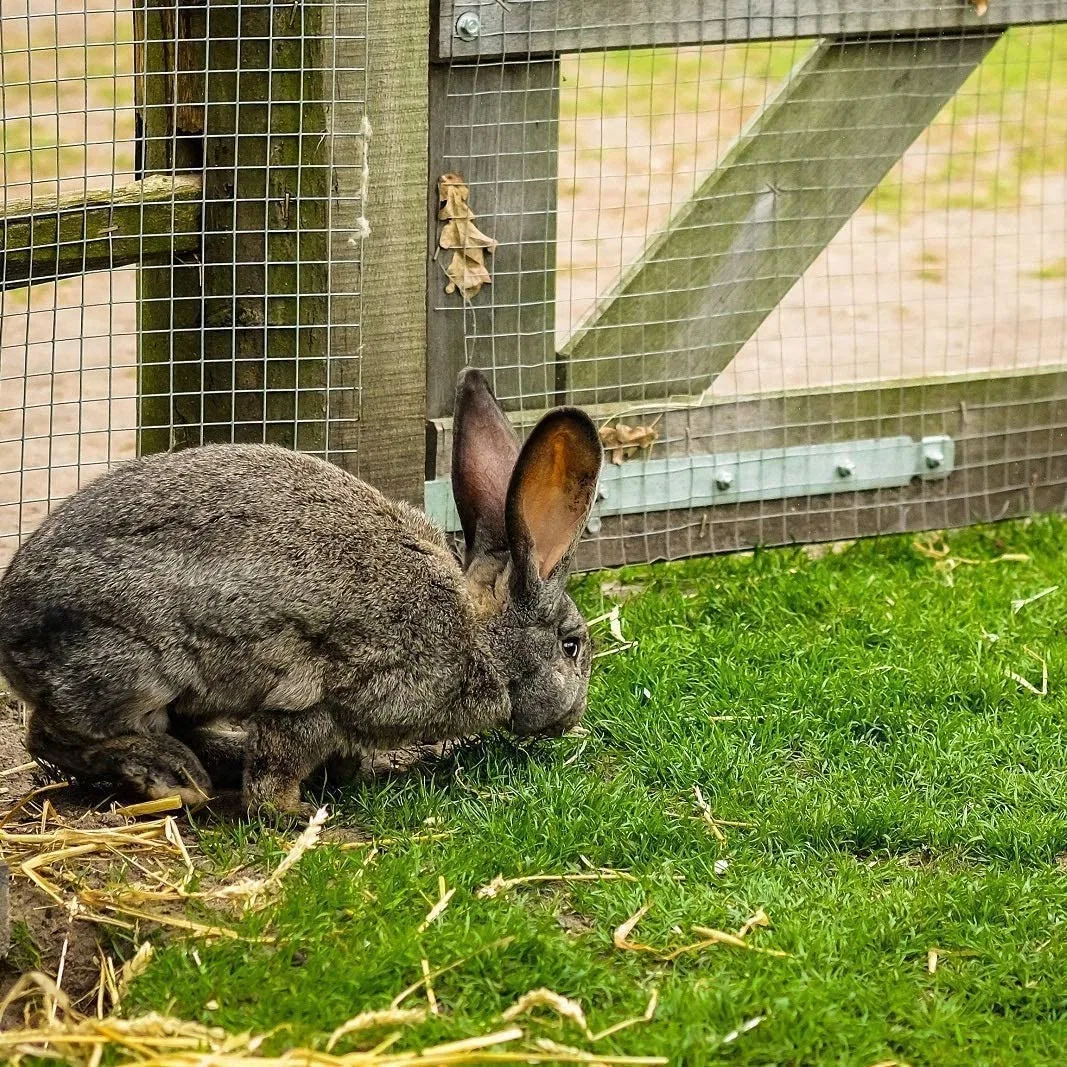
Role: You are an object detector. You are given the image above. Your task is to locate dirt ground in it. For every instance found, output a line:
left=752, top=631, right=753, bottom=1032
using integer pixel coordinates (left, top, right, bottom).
left=0, top=692, right=124, bottom=1020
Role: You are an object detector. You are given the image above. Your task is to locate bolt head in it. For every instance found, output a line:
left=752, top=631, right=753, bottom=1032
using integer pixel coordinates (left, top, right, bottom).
left=836, top=459, right=855, bottom=478
left=455, top=11, right=481, bottom=40
left=714, top=470, right=734, bottom=491
left=586, top=514, right=602, bottom=535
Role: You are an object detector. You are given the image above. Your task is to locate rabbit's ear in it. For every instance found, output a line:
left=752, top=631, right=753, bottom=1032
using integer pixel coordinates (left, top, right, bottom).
left=506, top=408, right=603, bottom=598
left=452, top=368, right=521, bottom=561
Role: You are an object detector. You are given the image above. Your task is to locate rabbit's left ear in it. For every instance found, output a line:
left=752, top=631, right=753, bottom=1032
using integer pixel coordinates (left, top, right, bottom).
left=452, top=368, right=521, bottom=564
left=506, top=408, right=602, bottom=599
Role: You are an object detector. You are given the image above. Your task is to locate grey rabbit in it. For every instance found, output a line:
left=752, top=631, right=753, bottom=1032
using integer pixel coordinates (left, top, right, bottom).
left=0, top=369, right=603, bottom=814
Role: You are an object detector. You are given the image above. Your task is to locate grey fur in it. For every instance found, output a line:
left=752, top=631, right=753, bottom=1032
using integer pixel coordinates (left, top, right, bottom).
left=0, top=370, right=602, bottom=813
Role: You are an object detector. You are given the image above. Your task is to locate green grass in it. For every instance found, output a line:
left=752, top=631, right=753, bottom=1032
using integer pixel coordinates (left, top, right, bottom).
left=121, top=517, right=1067, bottom=1064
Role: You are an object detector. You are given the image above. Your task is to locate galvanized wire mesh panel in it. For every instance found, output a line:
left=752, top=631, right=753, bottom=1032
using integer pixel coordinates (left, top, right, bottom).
left=425, top=8, right=1067, bottom=567
left=1, top=0, right=370, bottom=567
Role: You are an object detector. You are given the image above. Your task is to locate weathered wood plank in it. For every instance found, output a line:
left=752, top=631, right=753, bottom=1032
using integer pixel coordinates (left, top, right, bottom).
left=0, top=175, right=201, bottom=291
left=561, top=32, right=1000, bottom=405
left=355, top=0, right=430, bottom=502
left=426, top=366, right=1067, bottom=568
left=195, top=0, right=331, bottom=453
left=426, top=59, right=560, bottom=417
left=136, top=0, right=205, bottom=455
left=318, top=4, right=367, bottom=479
left=435, top=0, right=1067, bottom=61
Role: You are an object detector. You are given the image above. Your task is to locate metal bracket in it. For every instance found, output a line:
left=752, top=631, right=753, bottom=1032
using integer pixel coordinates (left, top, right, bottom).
left=424, top=434, right=955, bottom=534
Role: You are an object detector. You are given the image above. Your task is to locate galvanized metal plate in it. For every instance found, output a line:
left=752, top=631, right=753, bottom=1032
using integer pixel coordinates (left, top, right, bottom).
left=424, top=434, right=954, bottom=534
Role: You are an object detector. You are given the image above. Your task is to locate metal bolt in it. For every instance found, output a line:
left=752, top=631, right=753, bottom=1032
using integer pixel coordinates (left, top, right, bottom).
left=586, top=514, right=602, bottom=535
left=835, top=459, right=855, bottom=478
left=455, top=11, right=481, bottom=40
left=713, top=470, right=734, bottom=491
left=924, top=447, right=944, bottom=470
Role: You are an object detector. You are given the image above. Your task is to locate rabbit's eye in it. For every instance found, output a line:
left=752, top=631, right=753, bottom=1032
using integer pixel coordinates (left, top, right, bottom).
left=562, top=636, right=581, bottom=660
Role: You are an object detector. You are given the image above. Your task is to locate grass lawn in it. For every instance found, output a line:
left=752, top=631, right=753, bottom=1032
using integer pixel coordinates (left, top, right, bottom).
left=112, top=517, right=1067, bottom=1065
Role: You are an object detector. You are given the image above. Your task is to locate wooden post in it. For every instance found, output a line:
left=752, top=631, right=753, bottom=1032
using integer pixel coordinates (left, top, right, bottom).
left=194, top=0, right=330, bottom=452
left=347, top=0, right=430, bottom=502
left=134, top=0, right=205, bottom=454
left=426, top=60, right=560, bottom=417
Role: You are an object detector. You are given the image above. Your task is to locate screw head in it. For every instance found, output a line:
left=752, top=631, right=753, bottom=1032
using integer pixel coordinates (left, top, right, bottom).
left=714, top=470, right=734, bottom=491
left=836, top=459, right=855, bottom=478
left=455, top=11, right=481, bottom=40
left=924, top=448, right=944, bottom=470
left=586, top=513, right=602, bottom=535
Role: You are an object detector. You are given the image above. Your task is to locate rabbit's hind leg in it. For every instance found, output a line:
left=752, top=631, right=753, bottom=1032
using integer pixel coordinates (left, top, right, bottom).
left=26, top=707, right=212, bottom=806
left=173, top=722, right=246, bottom=789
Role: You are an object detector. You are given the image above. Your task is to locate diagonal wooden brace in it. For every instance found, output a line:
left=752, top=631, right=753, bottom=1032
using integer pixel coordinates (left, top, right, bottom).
left=560, top=32, right=1002, bottom=405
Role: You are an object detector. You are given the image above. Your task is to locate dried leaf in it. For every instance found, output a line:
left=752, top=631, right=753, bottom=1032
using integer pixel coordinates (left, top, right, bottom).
left=445, top=250, right=493, bottom=300
left=437, top=173, right=496, bottom=301
left=970, top=0, right=989, bottom=15
left=599, top=420, right=661, bottom=465
left=439, top=218, right=498, bottom=253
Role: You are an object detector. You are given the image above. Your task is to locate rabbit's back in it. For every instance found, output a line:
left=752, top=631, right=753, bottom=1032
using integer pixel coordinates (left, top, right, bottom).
left=0, top=445, right=478, bottom=739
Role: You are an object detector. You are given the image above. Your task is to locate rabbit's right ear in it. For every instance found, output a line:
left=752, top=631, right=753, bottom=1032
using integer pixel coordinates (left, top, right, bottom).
left=452, top=368, right=521, bottom=563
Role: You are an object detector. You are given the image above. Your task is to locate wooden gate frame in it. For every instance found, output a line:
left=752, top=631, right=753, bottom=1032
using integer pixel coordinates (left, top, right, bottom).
left=2, top=1, right=1066, bottom=568
left=424, top=1, right=1067, bottom=566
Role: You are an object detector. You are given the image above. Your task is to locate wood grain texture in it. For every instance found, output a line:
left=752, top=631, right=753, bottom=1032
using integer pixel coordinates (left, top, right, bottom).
left=561, top=32, right=1000, bottom=404
left=317, top=4, right=367, bottom=478
left=355, top=0, right=430, bottom=502
left=0, top=175, right=201, bottom=290
left=135, top=0, right=204, bottom=455
left=426, top=367, right=1067, bottom=569
left=427, top=59, right=559, bottom=417
left=436, top=0, right=1067, bottom=61
left=193, top=0, right=331, bottom=453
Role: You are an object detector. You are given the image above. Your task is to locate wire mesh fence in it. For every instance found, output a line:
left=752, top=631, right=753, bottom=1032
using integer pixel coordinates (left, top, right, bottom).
left=3, top=1, right=1067, bottom=570
left=1, top=0, right=369, bottom=566
left=425, top=10, right=1067, bottom=567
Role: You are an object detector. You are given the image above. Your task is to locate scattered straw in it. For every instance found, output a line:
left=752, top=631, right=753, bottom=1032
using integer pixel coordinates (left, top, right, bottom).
left=690, top=925, right=790, bottom=958
left=1012, top=586, right=1057, bottom=614
left=390, top=937, right=516, bottom=1009
left=114, top=796, right=184, bottom=818
left=326, top=1009, right=428, bottom=1051
left=502, top=988, right=588, bottom=1033
left=692, top=785, right=726, bottom=843
left=927, top=948, right=939, bottom=974
left=613, top=904, right=655, bottom=952
left=502, top=987, right=658, bottom=1045
left=418, top=876, right=456, bottom=933
left=613, top=905, right=789, bottom=961
left=1006, top=647, right=1048, bottom=696
left=722, top=1015, right=765, bottom=1045
left=738, top=909, right=770, bottom=938
left=421, top=958, right=439, bottom=1015
left=477, top=869, right=636, bottom=899
left=0, top=760, right=37, bottom=778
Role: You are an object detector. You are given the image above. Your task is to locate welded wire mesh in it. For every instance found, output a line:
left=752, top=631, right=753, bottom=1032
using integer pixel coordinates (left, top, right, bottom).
left=1, top=0, right=368, bottom=566
left=428, top=10, right=1067, bottom=566
left=3, top=1, right=1067, bottom=571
